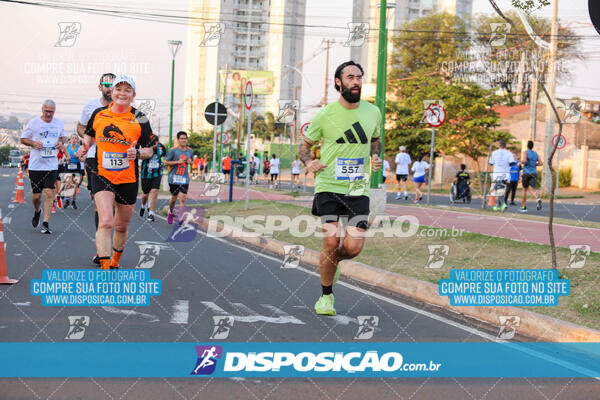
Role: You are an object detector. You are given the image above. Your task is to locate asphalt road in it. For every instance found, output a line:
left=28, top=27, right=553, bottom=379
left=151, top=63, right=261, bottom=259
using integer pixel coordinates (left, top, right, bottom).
left=0, top=168, right=597, bottom=399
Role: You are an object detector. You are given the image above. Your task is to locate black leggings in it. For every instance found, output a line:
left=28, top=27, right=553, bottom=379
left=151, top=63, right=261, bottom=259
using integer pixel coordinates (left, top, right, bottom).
left=505, top=181, right=518, bottom=203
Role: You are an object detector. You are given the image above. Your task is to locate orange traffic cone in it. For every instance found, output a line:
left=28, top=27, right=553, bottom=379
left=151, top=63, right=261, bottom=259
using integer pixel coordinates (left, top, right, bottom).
left=0, top=205, right=17, bottom=284
left=13, top=167, right=25, bottom=204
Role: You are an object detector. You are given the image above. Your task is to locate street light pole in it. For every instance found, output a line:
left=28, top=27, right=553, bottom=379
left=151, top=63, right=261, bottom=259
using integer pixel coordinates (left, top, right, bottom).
left=168, top=40, right=182, bottom=149
left=371, top=2, right=395, bottom=188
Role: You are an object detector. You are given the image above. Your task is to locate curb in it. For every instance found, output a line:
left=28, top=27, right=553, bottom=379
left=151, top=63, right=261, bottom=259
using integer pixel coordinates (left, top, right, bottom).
left=198, top=218, right=600, bottom=343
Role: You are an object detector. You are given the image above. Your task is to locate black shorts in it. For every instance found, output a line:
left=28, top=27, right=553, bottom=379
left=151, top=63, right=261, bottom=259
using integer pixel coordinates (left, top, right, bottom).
left=85, top=157, right=98, bottom=193
left=141, top=177, right=161, bottom=194
left=29, top=170, right=58, bottom=194
left=169, top=184, right=189, bottom=196
left=522, top=173, right=538, bottom=189
left=92, top=174, right=138, bottom=205
left=311, top=192, right=370, bottom=230
left=396, top=174, right=408, bottom=182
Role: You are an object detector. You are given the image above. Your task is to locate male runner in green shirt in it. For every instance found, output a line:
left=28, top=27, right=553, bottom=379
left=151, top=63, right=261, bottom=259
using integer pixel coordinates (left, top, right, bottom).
left=298, top=61, right=382, bottom=316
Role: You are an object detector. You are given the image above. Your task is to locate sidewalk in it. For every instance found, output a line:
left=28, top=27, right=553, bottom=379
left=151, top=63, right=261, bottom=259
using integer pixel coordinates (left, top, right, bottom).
left=187, top=180, right=600, bottom=252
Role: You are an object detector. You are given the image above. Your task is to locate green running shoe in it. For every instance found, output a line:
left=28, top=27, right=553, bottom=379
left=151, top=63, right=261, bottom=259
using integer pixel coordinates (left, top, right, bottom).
left=314, top=294, right=336, bottom=316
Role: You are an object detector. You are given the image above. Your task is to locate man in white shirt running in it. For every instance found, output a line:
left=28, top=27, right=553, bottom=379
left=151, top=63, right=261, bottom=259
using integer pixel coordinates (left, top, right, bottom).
left=395, top=146, right=411, bottom=200
left=20, top=99, right=67, bottom=234
left=77, top=73, right=115, bottom=235
left=488, top=140, right=516, bottom=211
left=269, top=154, right=280, bottom=188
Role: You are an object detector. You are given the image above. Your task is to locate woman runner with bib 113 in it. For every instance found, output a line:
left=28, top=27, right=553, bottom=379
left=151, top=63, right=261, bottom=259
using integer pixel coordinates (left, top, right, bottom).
left=78, top=75, right=153, bottom=270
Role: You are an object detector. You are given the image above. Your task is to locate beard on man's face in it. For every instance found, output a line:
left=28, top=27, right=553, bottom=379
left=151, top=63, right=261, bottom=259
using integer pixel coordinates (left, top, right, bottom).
left=340, top=82, right=361, bottom=103
left=101, top=87, right=112, bottom=102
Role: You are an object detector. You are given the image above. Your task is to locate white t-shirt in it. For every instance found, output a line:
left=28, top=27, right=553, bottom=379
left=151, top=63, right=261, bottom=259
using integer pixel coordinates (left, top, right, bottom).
left=270, top=158, right=280, bottom=174
left=395, top=152, right=411, bottom=175
left=489, top=148, right=515, bottom=176
left=21, top=117, right=66, bottom=171
left=254, top=156, right=260, bottom=171
left=411, top=161, right=429, bottom=178
left=383, top=159, right=390, bottom=173
left=79, top=98, right=104, bottom=158
left=292, top=160, right=301, bottom=174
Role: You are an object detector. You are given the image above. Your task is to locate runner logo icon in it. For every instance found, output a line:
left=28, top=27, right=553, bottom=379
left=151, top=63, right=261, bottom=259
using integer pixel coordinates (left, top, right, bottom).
left=354, top=316, right=379, bottom=339
left=497, top=316, right=520, bottom=340
left=210, top=316, right=234, bottom=340
left=566, top=245, right=590, bottom=269
left=167, top=207, right=204, bottom=242
left=489, top=23, right=511, bottom=47
left=191, top=345, right=222, bottom=375
left=55, top=22, right=81, bottom=47
left=200, top=23, right=225, bottom=46
left=281, top=245, right=304, bottom=269
left=425, top=245, right=449, bottom=269
left=65, top=316, right=90, bottom=340
left=344, top=22, right=370, bottom=47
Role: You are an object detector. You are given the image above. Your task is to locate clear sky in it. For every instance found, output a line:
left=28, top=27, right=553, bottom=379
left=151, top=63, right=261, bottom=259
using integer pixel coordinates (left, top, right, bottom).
left=0, top=0, right=597, bottom=134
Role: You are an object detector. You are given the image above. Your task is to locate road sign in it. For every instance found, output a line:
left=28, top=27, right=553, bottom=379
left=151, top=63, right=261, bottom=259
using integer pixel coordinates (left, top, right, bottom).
left=425, top=104, right=446, bottom=128
left=552, top=134, right=566, bottom=150
left=204, top=102, right=227, bottom=126
left=245, top=81, right=253, bottom=111
left=300, top=122, right=310, bottom=137
left=217, top=132, right=230, bottom=144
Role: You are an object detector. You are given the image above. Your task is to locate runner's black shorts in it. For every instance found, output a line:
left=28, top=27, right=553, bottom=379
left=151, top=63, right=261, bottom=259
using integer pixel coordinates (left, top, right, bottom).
left=169, top=184, right=189, bottom=195
left=85, top=157, right=98, bottom=193
left=311, top=192, right=370, bottom=230
left=92, top=174, right=138, bottom=205
left=141, top=177, right=161, bottom=194
left=522, top=173, right=538, bottom=189
left=396, top=174, right=408, bottom=182
left=29, top=169, right=58, bottom=194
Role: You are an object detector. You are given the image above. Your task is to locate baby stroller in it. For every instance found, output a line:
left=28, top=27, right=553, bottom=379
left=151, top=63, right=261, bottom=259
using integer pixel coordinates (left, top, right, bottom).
left=488, top=176, right=508, bottom=212
left=450, top=171, right=472, bottom=203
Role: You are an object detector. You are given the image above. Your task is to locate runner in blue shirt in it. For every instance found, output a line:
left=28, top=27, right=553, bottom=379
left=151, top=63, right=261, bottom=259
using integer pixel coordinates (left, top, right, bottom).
left=505, top=155, right=520, bottom=206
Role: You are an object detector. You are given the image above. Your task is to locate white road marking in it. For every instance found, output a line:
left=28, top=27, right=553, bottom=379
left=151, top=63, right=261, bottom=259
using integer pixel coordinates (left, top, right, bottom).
left=169, top=300, right=189, bottom=324
left=157, top=214, right=600, bottom=379
left=2, top=217, right=11, bottom=225
left=12, top=302, right=31, bottom=306
left=192, top=228, right=497, bottom=340
left=201, top=301, right=304, bottom=325
left=101, top=306, right=160, bottom=322
left=7, top=204, right=14, bottom=208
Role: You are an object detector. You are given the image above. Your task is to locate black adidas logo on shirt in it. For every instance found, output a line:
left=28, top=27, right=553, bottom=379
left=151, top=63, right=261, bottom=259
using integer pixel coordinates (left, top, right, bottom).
left=336, top=122, right=368, bottom=144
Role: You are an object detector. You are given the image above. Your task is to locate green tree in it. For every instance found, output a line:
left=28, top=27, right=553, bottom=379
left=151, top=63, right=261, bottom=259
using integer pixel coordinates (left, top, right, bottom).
left=389, top=13, right=471, bottom=82
left=0, top=145, right=19, bottom=164
left=389, top=76, right=513, bottom=190
left=187, top=132, right=214, bottom=161
left=472, top=11, right=581, bottom=104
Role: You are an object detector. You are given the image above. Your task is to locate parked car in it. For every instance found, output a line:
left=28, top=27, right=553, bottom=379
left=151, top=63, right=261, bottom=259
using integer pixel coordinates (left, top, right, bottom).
left=2, top=162, right=10, bottom=168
